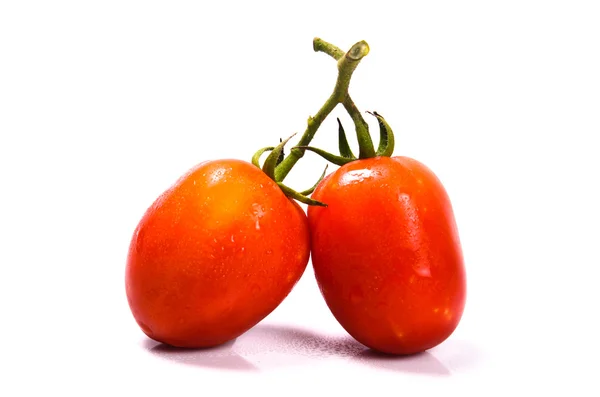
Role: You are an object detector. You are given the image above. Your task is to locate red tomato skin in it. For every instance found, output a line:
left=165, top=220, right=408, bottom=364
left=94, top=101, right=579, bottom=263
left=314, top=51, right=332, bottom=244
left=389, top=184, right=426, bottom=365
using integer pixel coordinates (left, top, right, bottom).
left=126, top=159, right=310, bottom=348
left=308, top=156, right=466, bottom=355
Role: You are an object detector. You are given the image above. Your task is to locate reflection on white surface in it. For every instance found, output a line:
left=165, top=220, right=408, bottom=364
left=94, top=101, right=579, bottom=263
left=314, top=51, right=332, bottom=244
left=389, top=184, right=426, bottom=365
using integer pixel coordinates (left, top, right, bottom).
left=143, top=324, right=463, bottom=375
left=144, top=339, right=259, bottom=371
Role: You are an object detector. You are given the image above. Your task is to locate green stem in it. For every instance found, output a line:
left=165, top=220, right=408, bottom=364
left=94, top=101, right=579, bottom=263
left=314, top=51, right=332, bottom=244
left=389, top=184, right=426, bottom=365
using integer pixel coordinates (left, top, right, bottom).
left=313, top=38, right=344, bottom=60
left=274, top=38, right=370, bottom=182
left=343, top=96, right=375, bottom=158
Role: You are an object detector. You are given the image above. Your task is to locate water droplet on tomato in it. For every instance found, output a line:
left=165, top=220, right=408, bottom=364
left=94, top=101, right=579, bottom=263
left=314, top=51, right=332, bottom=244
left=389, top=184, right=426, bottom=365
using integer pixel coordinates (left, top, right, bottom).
left=252, top=203, right=265, bottom=230
left=208, top=167, right=226, bottom=185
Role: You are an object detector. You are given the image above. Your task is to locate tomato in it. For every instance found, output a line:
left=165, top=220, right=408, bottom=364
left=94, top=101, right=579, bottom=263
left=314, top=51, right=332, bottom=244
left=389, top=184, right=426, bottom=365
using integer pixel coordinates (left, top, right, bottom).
left=126, top=159, right=310, bottom=348
left=307, top=156, right=466, bottom=355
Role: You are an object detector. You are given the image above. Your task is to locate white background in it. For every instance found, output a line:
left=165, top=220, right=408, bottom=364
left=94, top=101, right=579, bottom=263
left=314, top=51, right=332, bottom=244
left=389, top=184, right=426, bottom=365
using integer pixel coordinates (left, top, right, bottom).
left=1, top=0, right=599, bottom=395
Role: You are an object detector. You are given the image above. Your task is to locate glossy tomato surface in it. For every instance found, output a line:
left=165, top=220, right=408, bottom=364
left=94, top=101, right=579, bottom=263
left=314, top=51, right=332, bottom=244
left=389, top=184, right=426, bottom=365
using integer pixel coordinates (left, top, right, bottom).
left=308, top=156, right=466, bottom=355
left=126, top=159, right=310, bottom=348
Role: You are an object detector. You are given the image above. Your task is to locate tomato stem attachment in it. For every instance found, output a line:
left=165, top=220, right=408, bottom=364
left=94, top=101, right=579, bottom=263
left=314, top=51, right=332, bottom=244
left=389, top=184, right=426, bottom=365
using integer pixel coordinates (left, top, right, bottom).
left=253, top=38, right=395, bottom=206
left=274, top=38, right=371, bottom=182
left=253, top=135, right=327, bottom=206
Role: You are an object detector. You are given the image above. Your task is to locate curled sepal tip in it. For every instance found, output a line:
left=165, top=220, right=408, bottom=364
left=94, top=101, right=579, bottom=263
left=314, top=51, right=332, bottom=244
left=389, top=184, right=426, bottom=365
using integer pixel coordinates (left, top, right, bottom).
left=299, top=164, right=329, bottom=196
left=277, top=182, right=327, bottom=207
left=262, top=133, right=297, bottom=181
left=367, top=111, right=395, bottom=157
left=252, top=146, right=274, bottom=168
left=293, top=146, right=354, bottom=167
left=337, top=118, right=356, bottom=159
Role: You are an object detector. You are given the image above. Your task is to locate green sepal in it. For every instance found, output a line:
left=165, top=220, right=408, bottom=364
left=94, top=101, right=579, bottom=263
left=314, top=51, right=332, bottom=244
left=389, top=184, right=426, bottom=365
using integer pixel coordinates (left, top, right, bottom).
left=298, top=164, right=329, bottom=196
left=292, top=146, right=355, bottom=167
left=262, top=133, right=296, bottom=181
left=337, top=118, right=356, bottom=159
left=252, top=146, right=274, bottom=168
left=277, top=182, right=327, bottom=207
left=276, top=138, right=285, bottom=165
left=369, top=111, right=395, bottom=157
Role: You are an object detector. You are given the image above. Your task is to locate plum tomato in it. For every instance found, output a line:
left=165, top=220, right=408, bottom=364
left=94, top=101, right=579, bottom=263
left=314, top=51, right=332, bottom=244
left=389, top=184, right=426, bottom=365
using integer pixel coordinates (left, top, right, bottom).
left=308, top=156, right=466, bottom=355
left=126, top=159, right=310, bottom=348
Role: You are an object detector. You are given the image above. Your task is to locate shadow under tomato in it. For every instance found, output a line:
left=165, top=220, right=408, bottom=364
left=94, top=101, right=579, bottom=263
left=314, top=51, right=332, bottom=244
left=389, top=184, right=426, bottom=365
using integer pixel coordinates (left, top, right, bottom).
left=240, top=324, right=451, bottom=376
left=143, top=323, right=452, bottom=375
left=354, top=348, right=451, bottom=375
left=143, top=338, right=259, bottom=371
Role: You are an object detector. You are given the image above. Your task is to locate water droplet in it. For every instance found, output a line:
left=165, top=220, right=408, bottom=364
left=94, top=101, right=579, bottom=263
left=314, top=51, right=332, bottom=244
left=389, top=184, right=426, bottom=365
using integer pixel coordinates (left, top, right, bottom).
left=266, top=249, right=273, bottom=255
left=252, top=203, right=265, bottom=230
left=209, top=168, right=226, bottom=185
left=230, top=235, right=235, bottom=243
